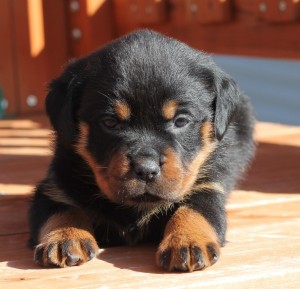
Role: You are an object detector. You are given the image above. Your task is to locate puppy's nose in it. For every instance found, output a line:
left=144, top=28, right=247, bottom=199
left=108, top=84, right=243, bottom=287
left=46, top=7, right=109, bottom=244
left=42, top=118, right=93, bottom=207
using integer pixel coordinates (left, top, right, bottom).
left=133, top=158, right=160, bottom=181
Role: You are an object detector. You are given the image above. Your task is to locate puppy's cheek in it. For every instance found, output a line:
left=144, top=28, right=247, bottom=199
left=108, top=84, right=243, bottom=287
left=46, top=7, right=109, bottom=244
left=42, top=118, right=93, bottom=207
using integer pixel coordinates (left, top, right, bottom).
left=161, top=148, right=185, bottom=198
left=107, top=148, right=131, bottom=177
left=161, top=147, right=206, bottom=201
left=106, top=149, right=133, bottom=200
left=160, top=122, right=216, bottom=200
left=180, top=122, right=216, bottom=196
left=75, top=122, right=113, bottom=200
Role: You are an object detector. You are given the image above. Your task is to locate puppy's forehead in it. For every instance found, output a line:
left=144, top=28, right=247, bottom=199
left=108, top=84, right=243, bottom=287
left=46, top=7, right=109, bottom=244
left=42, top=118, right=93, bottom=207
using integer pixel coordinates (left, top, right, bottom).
left=81, top=32, right=215, bottom=120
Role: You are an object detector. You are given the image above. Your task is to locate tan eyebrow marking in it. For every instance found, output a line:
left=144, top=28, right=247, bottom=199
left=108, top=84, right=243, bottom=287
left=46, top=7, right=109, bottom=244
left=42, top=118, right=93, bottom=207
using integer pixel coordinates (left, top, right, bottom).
left=162, top=100, right=178, bottom=120
left=114, top=101, right=131, bottom=121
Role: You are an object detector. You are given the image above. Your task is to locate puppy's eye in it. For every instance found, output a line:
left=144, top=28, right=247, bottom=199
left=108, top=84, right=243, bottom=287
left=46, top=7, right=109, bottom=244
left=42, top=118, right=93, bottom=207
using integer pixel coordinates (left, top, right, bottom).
left=174, top=117, right=190, bottom=128
left=102, top=118, right=119, bottom=129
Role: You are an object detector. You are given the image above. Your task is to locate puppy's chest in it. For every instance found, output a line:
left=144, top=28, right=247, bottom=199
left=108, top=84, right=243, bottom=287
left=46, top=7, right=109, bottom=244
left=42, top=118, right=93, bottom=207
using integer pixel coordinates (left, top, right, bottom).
left=89, top=209, right=168, bottom=247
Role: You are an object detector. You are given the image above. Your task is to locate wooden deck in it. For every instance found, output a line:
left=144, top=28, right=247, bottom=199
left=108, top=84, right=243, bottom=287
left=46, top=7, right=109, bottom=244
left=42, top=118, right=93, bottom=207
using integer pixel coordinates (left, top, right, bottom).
left=0, top=116, right=300, bottom=289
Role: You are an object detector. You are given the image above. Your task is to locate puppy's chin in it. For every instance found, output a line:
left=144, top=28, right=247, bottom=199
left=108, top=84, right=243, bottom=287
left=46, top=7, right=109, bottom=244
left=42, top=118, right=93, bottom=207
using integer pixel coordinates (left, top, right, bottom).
left=126, top=196, right=175, bottom=213
left=130, top=193, right=165, bottom=203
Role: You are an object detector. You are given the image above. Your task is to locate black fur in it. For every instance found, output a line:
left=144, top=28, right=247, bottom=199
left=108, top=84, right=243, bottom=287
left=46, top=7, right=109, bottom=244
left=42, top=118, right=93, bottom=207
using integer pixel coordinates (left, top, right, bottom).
left=29, top=30, right=255, bottom=268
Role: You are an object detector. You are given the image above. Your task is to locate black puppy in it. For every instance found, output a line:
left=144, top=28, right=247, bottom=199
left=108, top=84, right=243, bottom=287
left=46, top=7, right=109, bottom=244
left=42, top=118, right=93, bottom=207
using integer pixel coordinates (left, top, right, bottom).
left=29, top=30, right=255, bottom=272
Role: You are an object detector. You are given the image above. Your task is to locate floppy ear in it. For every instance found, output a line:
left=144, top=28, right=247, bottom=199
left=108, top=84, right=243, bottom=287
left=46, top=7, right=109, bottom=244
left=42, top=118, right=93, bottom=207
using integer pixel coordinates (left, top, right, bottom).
left=213, top=73, right=240, bottom=141
left=45, top=59, right=86, bottom=147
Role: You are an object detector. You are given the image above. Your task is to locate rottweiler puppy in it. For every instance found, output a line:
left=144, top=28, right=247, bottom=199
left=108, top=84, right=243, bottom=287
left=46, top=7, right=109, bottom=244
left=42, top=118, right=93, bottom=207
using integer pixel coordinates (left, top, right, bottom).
left=29, top=29, right=255, bottom=272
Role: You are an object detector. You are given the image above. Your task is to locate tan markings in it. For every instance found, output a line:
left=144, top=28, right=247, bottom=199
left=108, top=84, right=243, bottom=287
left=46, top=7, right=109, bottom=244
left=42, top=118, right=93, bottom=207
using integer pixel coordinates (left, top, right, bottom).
left=181, top=122, right=216, bottom=195
left=162, top=206, right=218, bottom=248
left=105, top=149, right=132, bottom=201
left=114, top=101, right=131, bottom=121
left=162, top=148, right=184, bottom=182
left=162, top=100, right=178, bottom=120
left=156, top=206, right=220, bottom=271
left=201, top=120, right=214, bottom=141
left=193, top=182, right=225, bottom=194
left=107, top=148, right=130, bottom=177
left=37, top=209, right=98, bottom=267
left=75, top=122, right=113, bottom=199
left=39, top=209, right=93, bottom=242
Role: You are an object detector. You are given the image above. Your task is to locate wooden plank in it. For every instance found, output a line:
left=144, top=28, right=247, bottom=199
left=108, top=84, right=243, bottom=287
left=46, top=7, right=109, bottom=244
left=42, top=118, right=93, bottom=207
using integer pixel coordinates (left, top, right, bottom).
left=0, top=197, right=29, bottom=235
left=0, top=117, right=51, bottom=185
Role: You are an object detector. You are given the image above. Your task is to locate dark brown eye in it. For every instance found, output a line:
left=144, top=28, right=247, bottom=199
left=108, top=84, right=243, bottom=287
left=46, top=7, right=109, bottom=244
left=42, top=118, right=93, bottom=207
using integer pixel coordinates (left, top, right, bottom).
left=102, top=118, right=119, bottom=129
left=174, top=117, right=190, bottom=128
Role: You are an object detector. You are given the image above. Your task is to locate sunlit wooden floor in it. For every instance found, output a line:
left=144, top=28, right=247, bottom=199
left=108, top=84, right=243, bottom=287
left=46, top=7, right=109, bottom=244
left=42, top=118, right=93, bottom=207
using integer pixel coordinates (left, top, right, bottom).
left=0, top=116, right=300, bottom=289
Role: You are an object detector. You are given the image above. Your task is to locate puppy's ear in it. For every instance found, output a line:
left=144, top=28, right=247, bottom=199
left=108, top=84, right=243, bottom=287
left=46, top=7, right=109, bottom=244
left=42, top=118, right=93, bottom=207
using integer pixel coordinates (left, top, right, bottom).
left=46, top=59, right=86, bottom=147
left=213, top=73, right=240, bottom=141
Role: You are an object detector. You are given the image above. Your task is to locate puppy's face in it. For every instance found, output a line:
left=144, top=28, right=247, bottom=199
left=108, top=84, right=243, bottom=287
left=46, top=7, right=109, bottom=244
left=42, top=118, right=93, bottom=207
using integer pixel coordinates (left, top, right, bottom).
left=47, top=30, right=239, bottom=208
left=77, top=76, right=214, bottom=206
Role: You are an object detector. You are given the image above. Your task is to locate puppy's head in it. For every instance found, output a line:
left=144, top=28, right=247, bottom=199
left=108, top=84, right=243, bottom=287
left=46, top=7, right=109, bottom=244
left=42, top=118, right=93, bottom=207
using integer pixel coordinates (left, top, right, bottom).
left=46, top=30, right=240, bottom=208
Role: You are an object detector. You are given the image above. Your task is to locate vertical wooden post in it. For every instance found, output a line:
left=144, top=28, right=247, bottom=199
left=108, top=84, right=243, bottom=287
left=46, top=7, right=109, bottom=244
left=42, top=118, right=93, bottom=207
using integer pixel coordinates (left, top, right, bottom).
left=0, top=0, right=19, bottom=117
left=11, top=0, right=69, bottom=115
left=67, top=0, right=116, bottom=57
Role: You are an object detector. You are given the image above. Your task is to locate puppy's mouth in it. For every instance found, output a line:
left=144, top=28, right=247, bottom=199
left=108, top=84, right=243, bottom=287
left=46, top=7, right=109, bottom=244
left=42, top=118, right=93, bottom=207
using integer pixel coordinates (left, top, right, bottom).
left=110, top=176, right=182, bottom=205
left=130, top=192, right=164, bottom=203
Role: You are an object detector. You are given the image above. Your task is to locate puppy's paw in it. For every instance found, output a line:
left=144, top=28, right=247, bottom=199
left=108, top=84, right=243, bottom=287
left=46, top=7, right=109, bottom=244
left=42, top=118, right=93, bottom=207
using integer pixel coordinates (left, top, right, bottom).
left=156, top=233, right=220, bottom=272
left=156, top=206, right=221, bottom=272
left=34, top=228, right=99, bottom=267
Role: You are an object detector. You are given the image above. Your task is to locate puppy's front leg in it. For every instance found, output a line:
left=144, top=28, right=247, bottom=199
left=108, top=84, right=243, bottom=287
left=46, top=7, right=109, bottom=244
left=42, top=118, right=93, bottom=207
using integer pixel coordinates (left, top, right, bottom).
left=156, top=192, right=226, bottom=272
left=34, top=208, right=99, bottom=267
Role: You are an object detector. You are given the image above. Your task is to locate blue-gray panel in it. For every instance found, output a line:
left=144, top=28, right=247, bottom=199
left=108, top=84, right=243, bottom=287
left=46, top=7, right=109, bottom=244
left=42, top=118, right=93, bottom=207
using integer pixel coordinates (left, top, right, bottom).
left=212, top=55, right=300, bottom=125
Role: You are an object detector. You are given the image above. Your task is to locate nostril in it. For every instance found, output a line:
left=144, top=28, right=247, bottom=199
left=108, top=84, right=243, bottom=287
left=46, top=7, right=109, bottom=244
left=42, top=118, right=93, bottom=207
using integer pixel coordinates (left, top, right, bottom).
left=134, top=159, right=160, bottom=181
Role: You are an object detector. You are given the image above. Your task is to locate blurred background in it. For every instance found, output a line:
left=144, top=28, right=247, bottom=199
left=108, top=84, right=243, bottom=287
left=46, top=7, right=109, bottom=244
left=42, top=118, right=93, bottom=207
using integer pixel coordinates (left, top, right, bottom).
left=0, top=0, right=299, bottom=124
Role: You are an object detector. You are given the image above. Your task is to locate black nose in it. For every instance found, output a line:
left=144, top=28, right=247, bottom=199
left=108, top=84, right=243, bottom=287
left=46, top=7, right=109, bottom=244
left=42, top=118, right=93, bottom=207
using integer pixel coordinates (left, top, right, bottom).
left=133, top=158, right=160, bottom=181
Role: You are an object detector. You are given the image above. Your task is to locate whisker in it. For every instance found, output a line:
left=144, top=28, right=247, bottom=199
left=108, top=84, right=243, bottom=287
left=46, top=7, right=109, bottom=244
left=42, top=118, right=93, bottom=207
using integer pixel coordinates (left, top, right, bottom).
left=97, top=91, right=111, bottom=99
left=95, top=166, right=109, bottom=170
